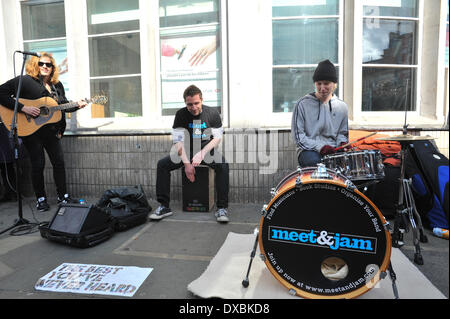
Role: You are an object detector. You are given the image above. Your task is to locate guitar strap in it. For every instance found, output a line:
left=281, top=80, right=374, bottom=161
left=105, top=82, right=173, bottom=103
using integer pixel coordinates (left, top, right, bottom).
left=50, top=84, right=66, bottom=137
left=50, top=84, right=60, bottom=103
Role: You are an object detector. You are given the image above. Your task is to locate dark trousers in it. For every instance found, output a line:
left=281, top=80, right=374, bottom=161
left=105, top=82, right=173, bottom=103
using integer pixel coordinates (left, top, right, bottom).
left=156, top=154, right=229, bottom=209
left=298, top=150, right=322, bottom=168
left=22, top=128, right=67, bottom=199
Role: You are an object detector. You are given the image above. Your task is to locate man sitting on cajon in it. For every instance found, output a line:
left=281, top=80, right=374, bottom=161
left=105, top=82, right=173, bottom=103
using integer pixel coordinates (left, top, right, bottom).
left=151, top=85, right=230, bottom=223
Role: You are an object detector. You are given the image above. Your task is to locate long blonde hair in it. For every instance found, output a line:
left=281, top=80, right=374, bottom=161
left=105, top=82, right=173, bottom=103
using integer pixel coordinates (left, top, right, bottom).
left=25, top=52, right=60, bottom=84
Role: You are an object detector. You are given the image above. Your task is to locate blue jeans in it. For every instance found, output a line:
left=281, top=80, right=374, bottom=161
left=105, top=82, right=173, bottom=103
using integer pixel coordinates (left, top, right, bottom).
left=297, top=150, right=322, bottom=168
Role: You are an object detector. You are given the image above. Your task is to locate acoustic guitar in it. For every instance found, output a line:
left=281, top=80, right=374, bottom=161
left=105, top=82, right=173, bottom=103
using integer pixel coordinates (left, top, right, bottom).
left=0, top=95, right=107, bottom=137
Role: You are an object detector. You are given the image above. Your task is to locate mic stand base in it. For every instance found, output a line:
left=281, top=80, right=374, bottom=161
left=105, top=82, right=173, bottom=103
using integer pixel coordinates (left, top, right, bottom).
left=0, top=217, right=30, bottom=235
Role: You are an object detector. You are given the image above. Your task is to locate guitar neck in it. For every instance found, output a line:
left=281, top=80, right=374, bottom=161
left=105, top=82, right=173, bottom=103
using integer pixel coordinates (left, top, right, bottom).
left=56, top=99, right=90, bottom=111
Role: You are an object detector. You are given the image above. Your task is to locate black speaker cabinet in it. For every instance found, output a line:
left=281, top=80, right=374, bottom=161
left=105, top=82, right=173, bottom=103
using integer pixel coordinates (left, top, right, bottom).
left=48, top=203, right=111, bottom=234
left=40, top=203, right=114, bottom=248
left=182, top=165, right=215, bottom=212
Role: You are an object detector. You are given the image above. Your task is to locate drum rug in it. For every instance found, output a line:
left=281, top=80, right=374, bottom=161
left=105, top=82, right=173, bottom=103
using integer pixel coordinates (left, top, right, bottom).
left=187, top=232, right=446, bottom=299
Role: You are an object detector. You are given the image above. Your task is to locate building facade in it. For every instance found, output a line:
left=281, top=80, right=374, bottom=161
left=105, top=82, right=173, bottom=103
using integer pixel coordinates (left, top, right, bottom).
left=0, top=0, right=448, bottom=203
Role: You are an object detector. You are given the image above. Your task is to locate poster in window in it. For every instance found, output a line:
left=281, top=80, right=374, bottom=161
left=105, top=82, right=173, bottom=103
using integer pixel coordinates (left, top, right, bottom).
left=160, top=34, right=221, bottom=110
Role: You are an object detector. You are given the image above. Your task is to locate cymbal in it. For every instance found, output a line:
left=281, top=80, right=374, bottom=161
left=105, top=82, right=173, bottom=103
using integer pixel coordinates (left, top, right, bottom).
left=376, top=134, right=436, bottom=142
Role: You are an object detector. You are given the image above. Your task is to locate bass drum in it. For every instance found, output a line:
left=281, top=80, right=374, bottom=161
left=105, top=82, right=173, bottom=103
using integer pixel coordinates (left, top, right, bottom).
left=259, top=167, right=392, bottom=299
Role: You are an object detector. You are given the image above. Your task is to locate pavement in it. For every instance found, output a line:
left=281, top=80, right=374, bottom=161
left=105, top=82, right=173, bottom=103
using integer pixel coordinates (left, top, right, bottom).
left=0, top=195, right=448, bottom=302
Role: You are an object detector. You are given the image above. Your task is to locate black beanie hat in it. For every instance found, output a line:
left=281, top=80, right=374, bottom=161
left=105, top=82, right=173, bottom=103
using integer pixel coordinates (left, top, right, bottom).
left=313, top=59, right=337, bottom=83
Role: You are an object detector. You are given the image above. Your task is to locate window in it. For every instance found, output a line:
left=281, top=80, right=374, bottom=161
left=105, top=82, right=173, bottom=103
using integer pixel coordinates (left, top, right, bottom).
left=446, top=6, right=449, bottom=68
left=361, top=0, right=419, bottom=112
left=21, top=0, right=69, bottom=95
left=159, top=0, right=222, bottom=116
left=87, top=0, right=141, bottom=118
left=272, top=0, right=341, bottom=113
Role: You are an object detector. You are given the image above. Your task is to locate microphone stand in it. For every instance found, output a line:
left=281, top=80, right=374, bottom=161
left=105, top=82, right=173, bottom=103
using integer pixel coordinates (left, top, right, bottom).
left=392, top=79, right=409, bottom=247
left=0, top=53, right=30, bottom=235
left=402, top=79, right=409, bottom=136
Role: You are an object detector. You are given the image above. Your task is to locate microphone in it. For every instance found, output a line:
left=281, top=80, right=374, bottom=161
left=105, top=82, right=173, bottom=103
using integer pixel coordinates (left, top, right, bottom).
left=15, top=50, right=41, bottom=57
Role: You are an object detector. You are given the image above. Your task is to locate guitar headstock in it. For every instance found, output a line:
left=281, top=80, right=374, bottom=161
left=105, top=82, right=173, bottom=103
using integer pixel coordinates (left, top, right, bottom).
left=90, top=95, right=108, bottom=105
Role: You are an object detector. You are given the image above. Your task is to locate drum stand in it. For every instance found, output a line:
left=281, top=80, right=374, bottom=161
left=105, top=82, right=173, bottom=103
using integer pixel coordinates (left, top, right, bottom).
left=242, top=228, right=260, bottom=288
left=392, top=141, right=428, bottom=265
left=387, top=263, right=400, bottom=299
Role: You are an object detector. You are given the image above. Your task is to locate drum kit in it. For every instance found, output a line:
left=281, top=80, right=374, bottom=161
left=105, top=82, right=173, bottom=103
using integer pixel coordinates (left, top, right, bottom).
left=241, top=132, right=435, bottom=299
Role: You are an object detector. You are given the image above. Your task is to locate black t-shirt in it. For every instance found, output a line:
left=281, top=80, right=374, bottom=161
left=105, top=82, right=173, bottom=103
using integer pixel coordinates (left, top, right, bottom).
left=172, top=105, right=222, bottom=159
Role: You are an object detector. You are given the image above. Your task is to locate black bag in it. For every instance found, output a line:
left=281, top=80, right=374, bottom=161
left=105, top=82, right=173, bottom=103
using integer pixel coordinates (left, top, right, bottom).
left=96, top=185, right=152, bottom=231
left=39, top=204, right=115, bottom=248
left=405, top=140, right=449, bottom=229
left=365, top=165, right=401, bottom=218
left=108, top=208, right=150, bottom=232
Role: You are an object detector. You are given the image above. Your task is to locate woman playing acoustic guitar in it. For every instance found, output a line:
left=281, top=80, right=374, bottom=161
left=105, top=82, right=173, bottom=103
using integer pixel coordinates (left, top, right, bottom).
left=0, top=52, right=87, bottom=212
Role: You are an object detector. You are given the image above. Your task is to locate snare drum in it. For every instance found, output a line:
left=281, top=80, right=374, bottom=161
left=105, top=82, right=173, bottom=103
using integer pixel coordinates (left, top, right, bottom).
left=322, top=150, right=385, bottom=181
left=259, top=166, right=391, bottom=299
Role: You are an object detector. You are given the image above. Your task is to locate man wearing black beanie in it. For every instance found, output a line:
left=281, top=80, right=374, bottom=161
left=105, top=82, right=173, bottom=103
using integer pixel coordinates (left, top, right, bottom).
left=291, top=59, right=349, bottom=167
left=313, top=59, right=338, bottom=83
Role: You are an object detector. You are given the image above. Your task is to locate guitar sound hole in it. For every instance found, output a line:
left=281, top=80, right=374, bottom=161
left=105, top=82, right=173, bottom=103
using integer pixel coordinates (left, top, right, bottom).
left=40, top=107, right=49, bottom=116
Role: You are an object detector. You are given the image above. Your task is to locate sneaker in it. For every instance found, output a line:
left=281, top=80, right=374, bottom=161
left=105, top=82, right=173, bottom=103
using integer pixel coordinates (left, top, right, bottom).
left=57, top=193, right=73, bottom=204
left=36, top=197, right=50, bottom=212
left=150, top=205, right=173, bottom=220
left=215, top=208, right=229, bottom=223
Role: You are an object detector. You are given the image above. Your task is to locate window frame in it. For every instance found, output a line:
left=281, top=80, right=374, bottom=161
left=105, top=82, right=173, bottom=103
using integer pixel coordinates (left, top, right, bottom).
left=77, top=0, right=228, bottom=131
left=13, top=0, right=444, bottom=133
left=86, top=0, right=143, bottom=119
left=269, top=0, right=344, bottom=126
left=353, top=0, right=424, bottom=122
left=72, top=0, right=153, bottom=132
left=21, top=0, right=69, bottom=95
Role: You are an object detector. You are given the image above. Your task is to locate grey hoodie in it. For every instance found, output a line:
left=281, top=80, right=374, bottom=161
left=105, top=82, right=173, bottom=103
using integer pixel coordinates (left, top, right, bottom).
left=291, top=93, right=348, bottom=155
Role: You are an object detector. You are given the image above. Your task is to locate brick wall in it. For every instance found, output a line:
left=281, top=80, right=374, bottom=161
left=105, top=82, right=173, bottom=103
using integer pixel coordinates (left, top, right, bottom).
left=18, top=129, right=447, bottom=204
